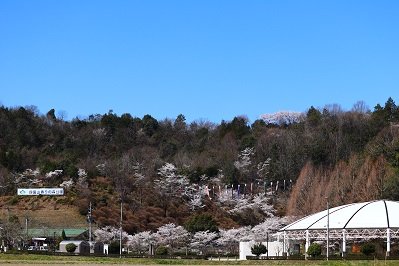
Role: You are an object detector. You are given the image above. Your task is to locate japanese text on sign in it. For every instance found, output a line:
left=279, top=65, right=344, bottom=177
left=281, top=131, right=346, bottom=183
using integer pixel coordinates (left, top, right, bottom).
left=17, top=188, right=64, bottom=196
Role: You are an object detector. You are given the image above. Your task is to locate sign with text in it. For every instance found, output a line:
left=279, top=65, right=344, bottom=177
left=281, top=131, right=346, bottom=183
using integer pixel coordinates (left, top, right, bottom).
left=17, top=188, right=64, bottom=196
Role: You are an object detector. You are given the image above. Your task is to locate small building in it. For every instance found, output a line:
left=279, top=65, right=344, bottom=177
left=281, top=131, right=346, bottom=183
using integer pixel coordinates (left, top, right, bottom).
left=59, top=240, right=90, bottom=254
left=239, top=240, right=284, bottom=260
left=92, top=241, right=104, bottom=254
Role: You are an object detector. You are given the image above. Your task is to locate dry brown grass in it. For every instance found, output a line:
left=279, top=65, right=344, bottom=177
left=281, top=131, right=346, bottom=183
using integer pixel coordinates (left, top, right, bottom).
left=0, top=195, right=87, bottom=228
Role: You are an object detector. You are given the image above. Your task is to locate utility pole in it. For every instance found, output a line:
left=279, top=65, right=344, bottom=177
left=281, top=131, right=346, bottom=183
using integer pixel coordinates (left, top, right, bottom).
left=120, top=199, right=123, bottom=258
left=25, top=216, right=29, bottom=244
left=266, top=231, right=269, bottom=260
left=326, top=199, right=330, bottom=261
left=88, top=202, right=92, bottom=246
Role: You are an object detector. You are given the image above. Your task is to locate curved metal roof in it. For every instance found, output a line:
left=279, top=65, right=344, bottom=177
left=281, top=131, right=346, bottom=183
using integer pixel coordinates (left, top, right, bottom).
left=281, top=200, right=399, bottom=231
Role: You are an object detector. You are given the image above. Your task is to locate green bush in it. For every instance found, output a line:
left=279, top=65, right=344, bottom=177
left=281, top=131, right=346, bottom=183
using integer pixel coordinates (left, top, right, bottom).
left=61, top=230, right=67, bottom=240
left=184, top=213, right=219, bottom=233
left=65, top=243, right=77, bottom=253
left=361, top=243, right=376, bottom=256
left=108, top=241, right=120, bottom=254
left=155, top=245, right=168, bottom=255
left=251, top=243, right=267, bottom=257
left=307, top=243, right=322, bottom=257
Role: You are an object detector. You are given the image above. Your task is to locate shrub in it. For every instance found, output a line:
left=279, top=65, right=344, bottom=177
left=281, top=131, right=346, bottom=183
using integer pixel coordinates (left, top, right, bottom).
left=184, top=213, right=219, bottom=233
left=65, top=243, right=77, bottom=253
left=155, top=245, right=168, bottom=255
left=108, top=241, right=120, bottom=254
left=251, top=243, right=267, bottom=257
left=61, top=229, right=67, bottom=240
left=361, top=243, right=376, bottom=256
left=307, top=243, right=322, bottom=257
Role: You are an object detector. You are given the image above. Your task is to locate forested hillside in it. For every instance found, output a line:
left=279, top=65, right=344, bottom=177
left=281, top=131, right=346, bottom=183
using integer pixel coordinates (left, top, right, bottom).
left=1, top=98, right=399, bottom=234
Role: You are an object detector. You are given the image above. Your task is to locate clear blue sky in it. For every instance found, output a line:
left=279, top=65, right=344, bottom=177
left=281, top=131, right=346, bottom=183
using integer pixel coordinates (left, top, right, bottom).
left=1, top=0, right=398, bottom=123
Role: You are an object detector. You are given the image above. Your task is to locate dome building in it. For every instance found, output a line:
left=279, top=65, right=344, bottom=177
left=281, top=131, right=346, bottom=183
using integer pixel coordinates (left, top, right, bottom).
left=280, top=200, right=399, bottom=257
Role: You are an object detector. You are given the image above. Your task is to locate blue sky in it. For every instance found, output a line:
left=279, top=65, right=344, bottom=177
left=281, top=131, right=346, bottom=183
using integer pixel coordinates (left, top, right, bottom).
left=1, top=1, right=398, bottom=123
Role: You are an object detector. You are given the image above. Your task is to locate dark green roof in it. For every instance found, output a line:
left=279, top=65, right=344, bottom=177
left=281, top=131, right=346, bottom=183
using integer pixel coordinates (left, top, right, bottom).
left=27, top=228, right=87, bottom=238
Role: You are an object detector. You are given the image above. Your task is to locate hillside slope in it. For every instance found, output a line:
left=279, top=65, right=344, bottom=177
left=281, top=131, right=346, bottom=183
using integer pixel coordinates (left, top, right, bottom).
left=287, top=125, right=399, bottom=216
left=1, top=98, right=399, bottom=232
left=0, top=196, right=88, bottom=229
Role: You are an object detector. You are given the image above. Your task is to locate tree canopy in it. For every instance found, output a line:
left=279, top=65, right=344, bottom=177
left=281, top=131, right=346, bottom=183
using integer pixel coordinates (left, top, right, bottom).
left=1, top=98, right=399, bottom=232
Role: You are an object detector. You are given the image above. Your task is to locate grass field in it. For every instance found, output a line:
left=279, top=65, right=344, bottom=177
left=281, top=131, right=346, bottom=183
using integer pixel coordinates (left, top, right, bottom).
left=0, top=254, right=398, bottom=266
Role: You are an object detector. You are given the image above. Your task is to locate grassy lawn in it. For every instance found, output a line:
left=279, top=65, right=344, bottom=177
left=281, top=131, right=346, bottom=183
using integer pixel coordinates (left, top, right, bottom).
left=0, top=253, right=398, bottom=266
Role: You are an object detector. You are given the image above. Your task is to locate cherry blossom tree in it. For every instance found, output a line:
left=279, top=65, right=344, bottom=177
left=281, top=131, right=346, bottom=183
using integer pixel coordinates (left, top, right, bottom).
left=216, top=227, right=251, bottom=254
left=45, top=169, right=63, bottom=179
left=155, top=163, right=190, bottom=194
left=250, top=216, right=289, bottom=241
left=234, top=147, right=254, bottom=173
left=59, top=179, right=73, bottom=189
left=184, top=185, right=206, bottom=210
left=1, top=215, right=23, bottom=249
left=260, top=111, right=303, bottom=125
left=189, top=230, right=218, bottom=255
left=257, top=158, right=271, bottom=180
left=76, top=168, right=88, bottom=188
left=154, top=163, right=189, bottom=200
left=219, top=192, right=275, bottom=219
left=58, top=168, right=89, bottom=190
left=153, top=223, right=190, bottom=254
left=14, top=168, right=40, bottom=184
left=155, top=163, right=205, bottom=213
left=127, top=231, right=154, bottom=254
left=94, top=226, right=129, bottom=244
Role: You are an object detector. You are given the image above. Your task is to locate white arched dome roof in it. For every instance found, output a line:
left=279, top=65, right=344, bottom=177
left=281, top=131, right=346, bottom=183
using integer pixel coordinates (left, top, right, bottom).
left=281, top=200, right=399, bottom=231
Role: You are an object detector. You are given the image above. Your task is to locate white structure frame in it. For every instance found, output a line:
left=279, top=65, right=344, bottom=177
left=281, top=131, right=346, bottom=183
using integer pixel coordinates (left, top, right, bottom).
left=280, top=200, right=399, bottom=256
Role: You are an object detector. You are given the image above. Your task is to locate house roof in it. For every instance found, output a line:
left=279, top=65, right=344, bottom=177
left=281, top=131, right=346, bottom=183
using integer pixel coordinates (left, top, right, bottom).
left=281, top=200, right=399, bottom=231
left=27, top=228, right=87, bottom=238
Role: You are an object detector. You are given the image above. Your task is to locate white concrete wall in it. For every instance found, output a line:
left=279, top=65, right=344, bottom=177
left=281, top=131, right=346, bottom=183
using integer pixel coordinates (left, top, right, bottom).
left=239, top=241, right=284, bottom=260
